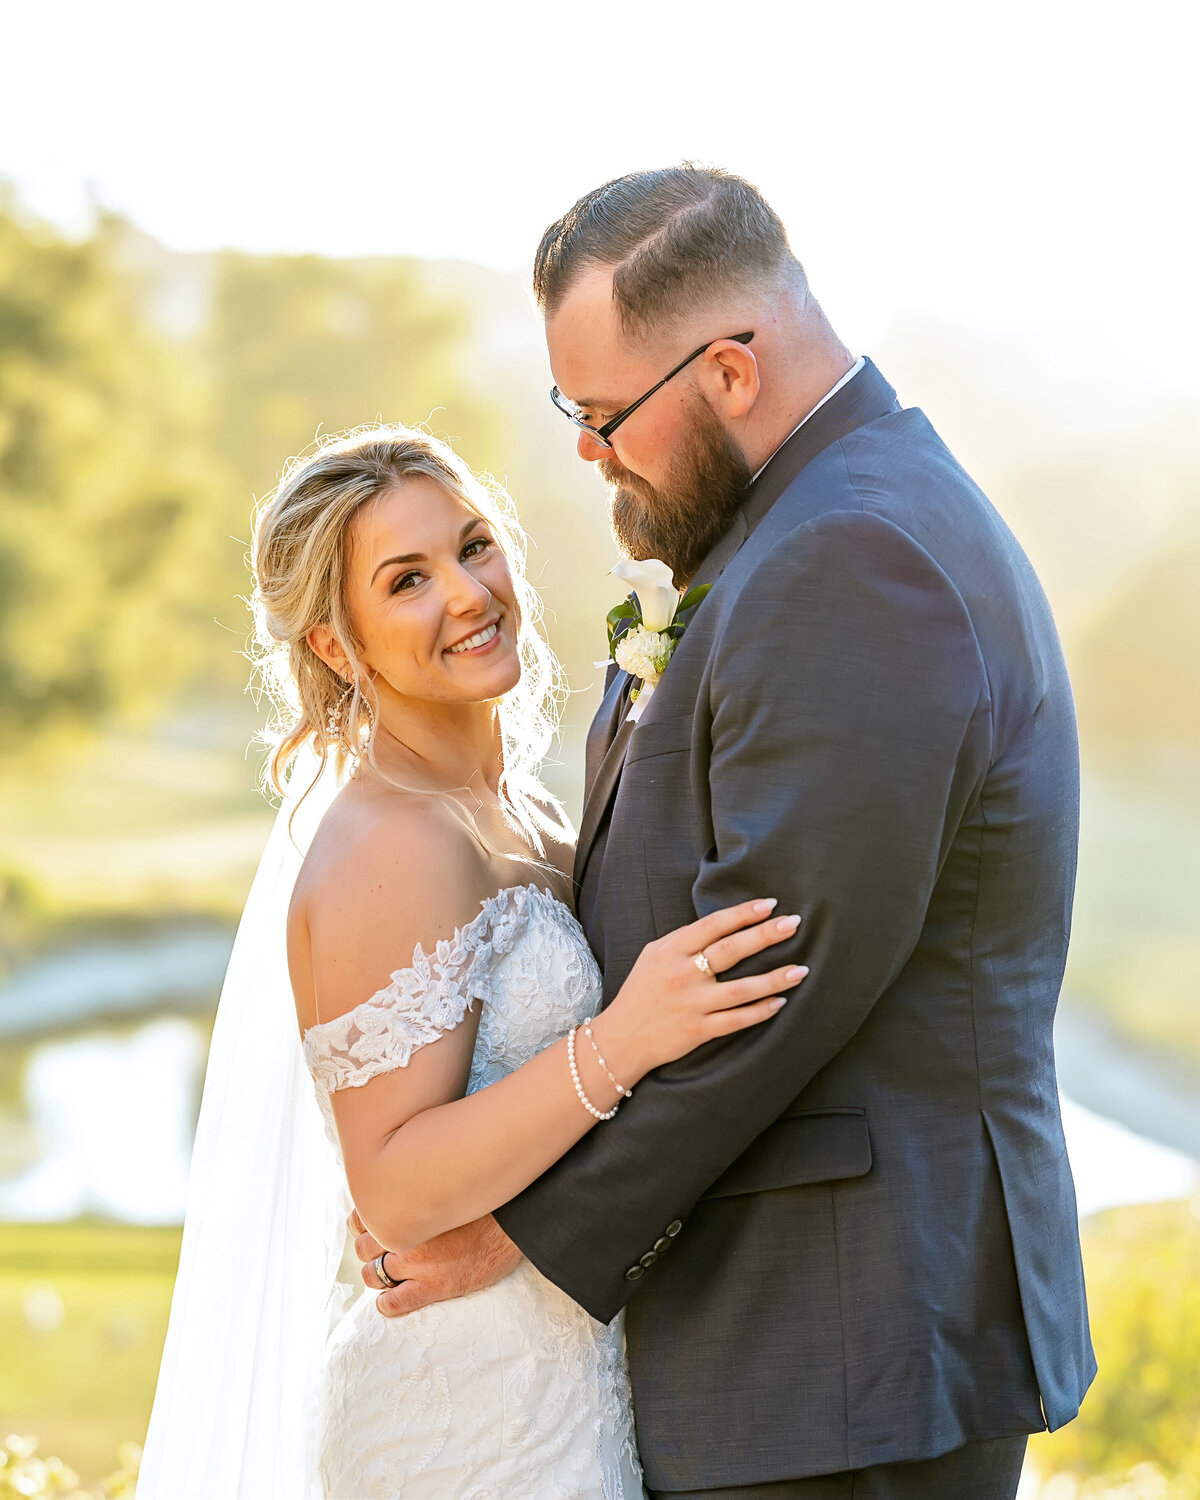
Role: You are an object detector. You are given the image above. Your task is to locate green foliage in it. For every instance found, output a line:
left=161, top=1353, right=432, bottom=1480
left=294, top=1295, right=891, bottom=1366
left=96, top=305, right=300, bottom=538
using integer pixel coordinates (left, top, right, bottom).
left=0, top=1222, right=179, bottom=1490
left=1031, top=1200, right=1200, bottom=1483
left=207, top=251, right=487, bottom=505
left=0, top=197, right=225, bottom=747
left=0, top=192, right=493, bottom=757
left=1030, top=1464, right=1200, bottom=1497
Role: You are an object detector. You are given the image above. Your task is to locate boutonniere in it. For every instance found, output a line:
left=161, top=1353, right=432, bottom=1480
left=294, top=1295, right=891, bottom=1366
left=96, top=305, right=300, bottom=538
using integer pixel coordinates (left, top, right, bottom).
left=606, top=558, right=711, bottom=722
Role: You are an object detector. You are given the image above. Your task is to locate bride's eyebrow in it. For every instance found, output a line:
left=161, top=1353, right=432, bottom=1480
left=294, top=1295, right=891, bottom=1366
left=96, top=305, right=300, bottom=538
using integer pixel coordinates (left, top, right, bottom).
left=369, top=520, right=486, bottom=584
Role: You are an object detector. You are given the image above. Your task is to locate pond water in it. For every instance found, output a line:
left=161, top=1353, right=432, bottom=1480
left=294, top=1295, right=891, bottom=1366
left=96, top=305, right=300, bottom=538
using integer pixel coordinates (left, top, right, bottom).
left=0, top=1017, right=204, bottom=1223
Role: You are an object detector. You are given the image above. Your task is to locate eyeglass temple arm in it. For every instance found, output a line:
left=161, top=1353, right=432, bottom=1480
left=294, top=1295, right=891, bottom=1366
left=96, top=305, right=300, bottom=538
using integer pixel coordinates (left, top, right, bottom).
left=597, top=331, right=756, bottom=440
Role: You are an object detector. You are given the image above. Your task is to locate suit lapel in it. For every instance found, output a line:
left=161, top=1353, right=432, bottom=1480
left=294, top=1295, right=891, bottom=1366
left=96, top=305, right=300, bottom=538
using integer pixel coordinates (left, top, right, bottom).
left=687, top=507, right=747, bottom=594
left=573, top=706, right=636, bottom=890
left=572, top=359, right=902, bottom=892
left=583, top=665, right=628, bottom=802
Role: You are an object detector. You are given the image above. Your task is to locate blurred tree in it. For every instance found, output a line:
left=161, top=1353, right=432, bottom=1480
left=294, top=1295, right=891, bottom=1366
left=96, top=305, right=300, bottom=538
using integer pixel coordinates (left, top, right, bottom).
left=206, top=249, right=493, bottom=527
left=0, top=196, right=226, bottom=748
left=0, top=199, right=496, bottom=753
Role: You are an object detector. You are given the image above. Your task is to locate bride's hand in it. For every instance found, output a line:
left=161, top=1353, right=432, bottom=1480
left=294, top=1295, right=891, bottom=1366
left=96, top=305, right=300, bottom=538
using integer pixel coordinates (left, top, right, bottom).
left=595, top=899, right=807, bottom=1085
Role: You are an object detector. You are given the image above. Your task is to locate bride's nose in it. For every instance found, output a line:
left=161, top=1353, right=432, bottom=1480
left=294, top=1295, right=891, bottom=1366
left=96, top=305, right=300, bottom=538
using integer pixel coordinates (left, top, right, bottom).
left=445, top=565, right=493, bottom=616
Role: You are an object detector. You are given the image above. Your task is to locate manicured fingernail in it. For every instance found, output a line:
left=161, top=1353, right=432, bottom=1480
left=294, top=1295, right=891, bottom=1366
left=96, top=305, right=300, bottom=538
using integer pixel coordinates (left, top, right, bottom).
left=785, top=966, right=808, bottom=982
left=754, top=898, right=779, bottom=913
left=771, top=997, right=788, bottom=1010
left=776, top=914, right=801, bottom=931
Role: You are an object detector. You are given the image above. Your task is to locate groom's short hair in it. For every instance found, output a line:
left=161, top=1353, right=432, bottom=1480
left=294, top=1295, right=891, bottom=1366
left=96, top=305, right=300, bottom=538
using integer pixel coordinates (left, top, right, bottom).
left=533, top=164, right=803, bottom=338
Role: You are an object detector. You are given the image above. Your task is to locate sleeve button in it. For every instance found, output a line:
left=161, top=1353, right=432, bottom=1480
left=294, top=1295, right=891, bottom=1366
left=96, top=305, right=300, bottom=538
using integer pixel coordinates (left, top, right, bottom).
left=639, top=1251, right=659, bottom=1268
left=625, top=1265, right=645, bottom=1281
left=666, top=1220, right=683, bottom=1237
left=654, top=1237, right=671, bottom=1253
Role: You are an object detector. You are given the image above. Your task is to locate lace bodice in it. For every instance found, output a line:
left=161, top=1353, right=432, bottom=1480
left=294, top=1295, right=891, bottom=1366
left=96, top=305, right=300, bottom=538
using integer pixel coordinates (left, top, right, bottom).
left=299, top=883, right=642, bottom=1498
left=303, top=882, right=603, bottom=1112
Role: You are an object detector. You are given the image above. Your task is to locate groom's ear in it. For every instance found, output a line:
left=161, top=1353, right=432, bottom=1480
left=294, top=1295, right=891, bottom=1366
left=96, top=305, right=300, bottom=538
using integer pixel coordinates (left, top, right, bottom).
left=699, top=337, right=760, bottom=421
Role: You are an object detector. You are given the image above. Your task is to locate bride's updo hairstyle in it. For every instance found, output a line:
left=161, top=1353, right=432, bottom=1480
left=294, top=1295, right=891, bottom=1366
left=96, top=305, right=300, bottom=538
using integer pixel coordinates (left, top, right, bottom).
left=250, top=423, right=564, bottom=849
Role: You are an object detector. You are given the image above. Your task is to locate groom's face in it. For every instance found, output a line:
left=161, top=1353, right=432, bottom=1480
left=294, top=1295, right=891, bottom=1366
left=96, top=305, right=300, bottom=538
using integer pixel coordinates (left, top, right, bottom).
left=545, top=269, right=750, bottom=584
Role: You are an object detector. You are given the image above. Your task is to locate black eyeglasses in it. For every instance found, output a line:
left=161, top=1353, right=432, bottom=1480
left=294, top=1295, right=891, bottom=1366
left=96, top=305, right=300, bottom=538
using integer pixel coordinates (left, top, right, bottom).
left=550, top=332, right=754, bottom=450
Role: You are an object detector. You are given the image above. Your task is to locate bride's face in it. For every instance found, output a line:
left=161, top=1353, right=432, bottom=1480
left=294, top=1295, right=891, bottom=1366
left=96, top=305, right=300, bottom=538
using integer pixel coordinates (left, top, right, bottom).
left=341, top=478, right=522, bottom=707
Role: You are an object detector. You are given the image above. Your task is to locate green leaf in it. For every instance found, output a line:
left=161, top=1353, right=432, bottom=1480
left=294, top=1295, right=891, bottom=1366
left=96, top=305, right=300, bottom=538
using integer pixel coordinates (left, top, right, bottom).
left=606, top=597, right=640, bottom=651
left=677, top=582, right=713, bottom=615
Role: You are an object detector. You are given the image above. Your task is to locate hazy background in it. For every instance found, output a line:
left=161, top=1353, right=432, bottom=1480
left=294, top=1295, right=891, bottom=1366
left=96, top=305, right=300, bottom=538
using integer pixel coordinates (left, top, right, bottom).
left=0, top=2, right=1197, bottom=1495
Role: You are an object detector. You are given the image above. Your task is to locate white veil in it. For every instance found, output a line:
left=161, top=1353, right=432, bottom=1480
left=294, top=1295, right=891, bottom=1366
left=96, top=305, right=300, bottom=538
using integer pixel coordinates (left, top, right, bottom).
left=138, top=757, right=350, bottom=1499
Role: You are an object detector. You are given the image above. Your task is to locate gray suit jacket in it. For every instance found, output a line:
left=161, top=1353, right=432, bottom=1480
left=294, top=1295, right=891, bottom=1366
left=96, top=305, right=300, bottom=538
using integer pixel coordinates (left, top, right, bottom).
left=495, top=360, right=1096, bottom=1491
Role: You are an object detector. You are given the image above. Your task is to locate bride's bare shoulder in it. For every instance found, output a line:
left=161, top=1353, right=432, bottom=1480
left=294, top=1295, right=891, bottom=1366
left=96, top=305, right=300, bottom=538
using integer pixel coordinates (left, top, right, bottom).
left=287, top=787, right=493, bottom=1031
left=296, top=786, right=493, bottom=920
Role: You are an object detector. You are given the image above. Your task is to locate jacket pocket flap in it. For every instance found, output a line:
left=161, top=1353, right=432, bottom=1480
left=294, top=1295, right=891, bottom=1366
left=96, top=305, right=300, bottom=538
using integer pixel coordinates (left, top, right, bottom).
left=700, top=1109, right=872, bottom=1200
left=624, top=712, right=694, bottom=765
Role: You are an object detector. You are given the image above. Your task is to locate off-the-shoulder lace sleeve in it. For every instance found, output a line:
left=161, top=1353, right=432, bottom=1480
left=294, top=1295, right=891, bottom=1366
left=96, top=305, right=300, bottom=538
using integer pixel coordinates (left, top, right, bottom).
left=302, top=902, right=498, bottom=1093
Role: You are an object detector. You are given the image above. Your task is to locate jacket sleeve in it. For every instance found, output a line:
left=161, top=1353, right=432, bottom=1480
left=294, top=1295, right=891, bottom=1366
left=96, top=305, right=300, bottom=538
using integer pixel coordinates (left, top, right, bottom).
left=494, top=507, right=992, bottom=1322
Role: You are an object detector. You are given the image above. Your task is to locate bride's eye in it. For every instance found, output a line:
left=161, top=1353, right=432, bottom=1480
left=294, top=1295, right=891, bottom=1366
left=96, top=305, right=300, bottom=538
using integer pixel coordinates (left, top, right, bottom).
left=390, top=569, right=424, bottom=594
left=462, top=536, right=493, bottom=560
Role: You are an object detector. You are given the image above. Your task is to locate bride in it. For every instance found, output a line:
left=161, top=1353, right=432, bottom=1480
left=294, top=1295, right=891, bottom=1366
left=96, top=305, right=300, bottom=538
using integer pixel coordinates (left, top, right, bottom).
left=137, top=424, right=804, bottom=1499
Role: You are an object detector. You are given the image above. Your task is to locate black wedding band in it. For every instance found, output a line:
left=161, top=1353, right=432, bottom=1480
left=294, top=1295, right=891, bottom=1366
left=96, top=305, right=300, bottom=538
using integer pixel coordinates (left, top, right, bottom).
left=374, top=1252, right=402, bottom=1290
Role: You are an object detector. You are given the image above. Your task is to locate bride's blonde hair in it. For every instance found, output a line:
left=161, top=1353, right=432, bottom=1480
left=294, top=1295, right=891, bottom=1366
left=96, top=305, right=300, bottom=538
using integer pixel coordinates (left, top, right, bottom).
left=249, top=423, right=565, bottom=849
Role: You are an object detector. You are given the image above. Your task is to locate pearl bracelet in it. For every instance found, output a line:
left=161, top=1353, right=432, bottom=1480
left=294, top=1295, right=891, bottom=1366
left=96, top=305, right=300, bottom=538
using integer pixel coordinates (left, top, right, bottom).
left=567, top=1025, right=619, bottom=1121
left=583, top=1019, right=633, bottom=1099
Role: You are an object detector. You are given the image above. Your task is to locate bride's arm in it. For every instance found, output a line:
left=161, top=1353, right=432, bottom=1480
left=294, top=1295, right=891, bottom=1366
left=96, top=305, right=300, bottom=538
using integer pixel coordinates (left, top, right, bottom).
left=291, top=802, right=799, bottom=1258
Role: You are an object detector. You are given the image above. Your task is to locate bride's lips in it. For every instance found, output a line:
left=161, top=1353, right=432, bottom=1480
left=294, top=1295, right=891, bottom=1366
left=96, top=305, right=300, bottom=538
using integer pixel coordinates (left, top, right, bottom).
left=444, top=616, right=503, bottom=658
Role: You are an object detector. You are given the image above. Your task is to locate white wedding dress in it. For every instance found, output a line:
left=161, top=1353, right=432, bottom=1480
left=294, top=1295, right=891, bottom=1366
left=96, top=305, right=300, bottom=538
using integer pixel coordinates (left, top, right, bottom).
left=302, top=882, right=645, bottom=1500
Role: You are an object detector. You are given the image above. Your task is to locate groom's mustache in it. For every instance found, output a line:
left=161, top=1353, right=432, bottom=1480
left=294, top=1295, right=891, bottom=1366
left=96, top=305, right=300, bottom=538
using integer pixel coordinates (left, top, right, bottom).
left=598, top=457, right=657, bottom=501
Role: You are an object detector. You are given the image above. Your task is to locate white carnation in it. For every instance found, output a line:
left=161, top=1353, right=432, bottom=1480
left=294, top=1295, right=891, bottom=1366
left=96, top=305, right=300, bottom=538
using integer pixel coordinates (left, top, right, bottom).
left=615, top=626, right=675, bottom=687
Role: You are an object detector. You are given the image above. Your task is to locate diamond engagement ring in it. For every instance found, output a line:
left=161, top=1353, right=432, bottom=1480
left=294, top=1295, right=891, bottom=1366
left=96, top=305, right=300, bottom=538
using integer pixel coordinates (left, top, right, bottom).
left=693, top=951, right=713, bottom=975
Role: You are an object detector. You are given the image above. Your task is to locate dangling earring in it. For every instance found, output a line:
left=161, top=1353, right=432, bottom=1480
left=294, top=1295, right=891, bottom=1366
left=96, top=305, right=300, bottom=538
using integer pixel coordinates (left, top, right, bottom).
left=326, top=677, right=354, bottom=740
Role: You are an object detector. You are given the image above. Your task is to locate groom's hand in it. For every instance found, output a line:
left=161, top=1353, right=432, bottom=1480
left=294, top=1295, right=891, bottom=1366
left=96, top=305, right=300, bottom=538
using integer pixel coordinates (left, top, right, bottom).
left=349, top=1209, right=524, bottom=1318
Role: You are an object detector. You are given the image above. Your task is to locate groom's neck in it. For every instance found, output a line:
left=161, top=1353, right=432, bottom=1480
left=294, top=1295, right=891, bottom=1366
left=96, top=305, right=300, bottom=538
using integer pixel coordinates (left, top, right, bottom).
left=737, top=295, right=856, bottom=474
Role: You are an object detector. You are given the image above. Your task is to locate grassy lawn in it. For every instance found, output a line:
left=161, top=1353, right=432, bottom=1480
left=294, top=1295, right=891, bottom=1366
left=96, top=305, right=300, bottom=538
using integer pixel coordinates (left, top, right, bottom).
left=0, top=722, right=274, bottom=942
left=0, top=1221, right=180, bottom=1489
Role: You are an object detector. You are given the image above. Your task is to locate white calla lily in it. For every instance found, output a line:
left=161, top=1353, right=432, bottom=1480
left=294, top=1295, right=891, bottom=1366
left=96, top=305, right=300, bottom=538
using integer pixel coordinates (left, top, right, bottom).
left=610, top=557, right=680, bottom=632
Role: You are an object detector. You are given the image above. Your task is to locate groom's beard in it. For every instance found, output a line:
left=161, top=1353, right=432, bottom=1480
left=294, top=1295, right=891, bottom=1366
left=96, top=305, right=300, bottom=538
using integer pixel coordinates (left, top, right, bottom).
left=600, top=397, right=752, bottom=587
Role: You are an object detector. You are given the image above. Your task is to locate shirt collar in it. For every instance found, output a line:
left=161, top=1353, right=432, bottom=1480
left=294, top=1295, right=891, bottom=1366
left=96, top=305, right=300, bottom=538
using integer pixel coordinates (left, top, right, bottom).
left=749, top=355, right=867, bottom=483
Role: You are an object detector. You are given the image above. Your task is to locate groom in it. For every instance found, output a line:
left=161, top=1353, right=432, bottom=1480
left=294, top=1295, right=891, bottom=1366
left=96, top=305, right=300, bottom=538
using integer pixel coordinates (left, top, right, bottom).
left=357, top=166, right=1096, bottom=1497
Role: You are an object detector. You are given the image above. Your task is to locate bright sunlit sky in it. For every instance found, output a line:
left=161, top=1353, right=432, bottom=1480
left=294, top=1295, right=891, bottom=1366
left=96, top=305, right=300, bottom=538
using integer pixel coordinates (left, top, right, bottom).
left=4, top=0, right=1198, bottom=396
